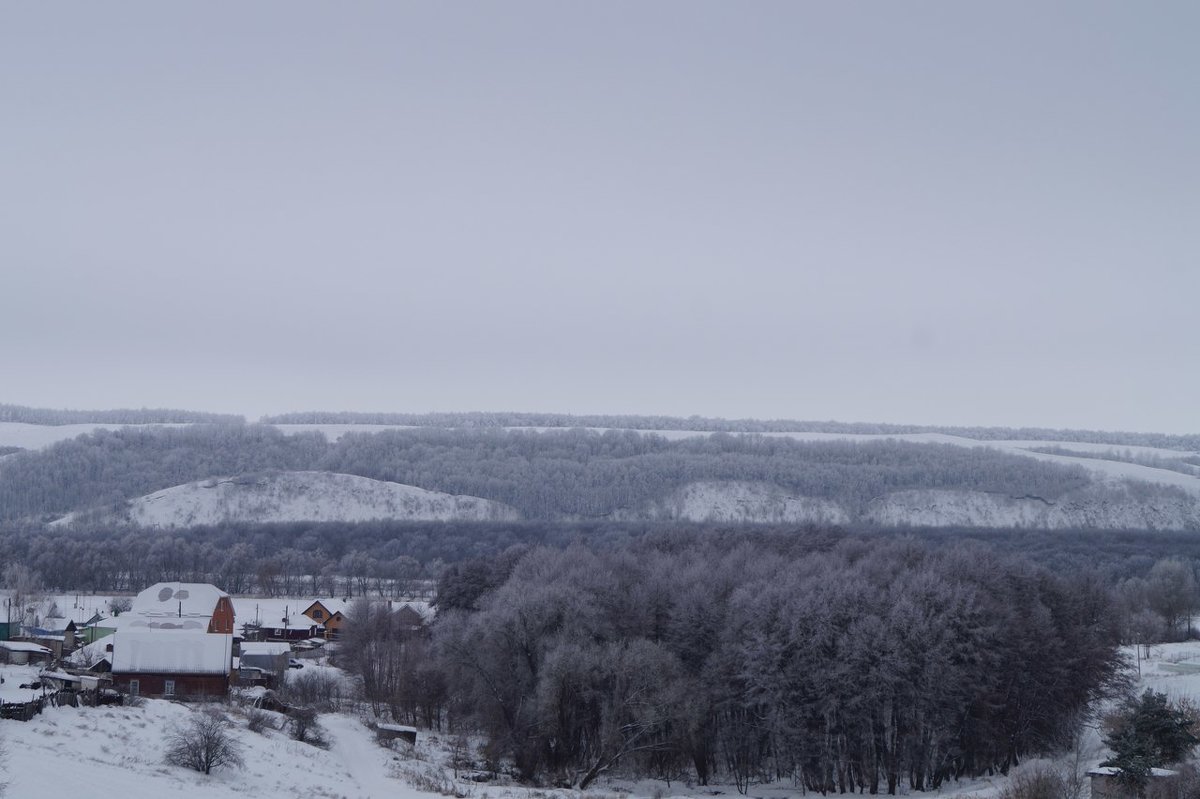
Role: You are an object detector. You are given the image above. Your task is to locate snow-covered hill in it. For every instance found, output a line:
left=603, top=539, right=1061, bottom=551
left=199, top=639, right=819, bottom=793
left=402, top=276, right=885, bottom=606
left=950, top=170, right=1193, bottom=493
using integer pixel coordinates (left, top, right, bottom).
left=54, top=471, right=519, bottom=528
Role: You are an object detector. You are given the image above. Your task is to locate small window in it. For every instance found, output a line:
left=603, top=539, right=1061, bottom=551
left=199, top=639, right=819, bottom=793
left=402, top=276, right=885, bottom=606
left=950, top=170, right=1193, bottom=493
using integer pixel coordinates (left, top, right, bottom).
left=164, top=679, right=176, bottom=696
left=129, top=679, right=140, bottom=697
left=312, top=609, right=324, bottom=620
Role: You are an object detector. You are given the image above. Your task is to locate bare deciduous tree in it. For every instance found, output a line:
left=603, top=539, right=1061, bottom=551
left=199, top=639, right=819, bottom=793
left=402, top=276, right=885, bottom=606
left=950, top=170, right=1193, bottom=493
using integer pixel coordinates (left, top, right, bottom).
left=164, top=710, right=245, bottom=775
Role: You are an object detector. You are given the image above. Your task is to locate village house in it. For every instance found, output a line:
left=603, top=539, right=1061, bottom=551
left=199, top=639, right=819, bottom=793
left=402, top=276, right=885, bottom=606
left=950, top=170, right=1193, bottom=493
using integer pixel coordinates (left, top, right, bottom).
left=394, top=601, right=434, bottom=635
left=301, top=599, right=349, bottom=639
left=109, top=582, right=235, bottom=699
left=110, top=630, right=233, bottom=698
left=21, top=617, right=77, bottom=659
left=258, top=612, right=321, bottom=642
left=118, top=582, right=235, bottom=634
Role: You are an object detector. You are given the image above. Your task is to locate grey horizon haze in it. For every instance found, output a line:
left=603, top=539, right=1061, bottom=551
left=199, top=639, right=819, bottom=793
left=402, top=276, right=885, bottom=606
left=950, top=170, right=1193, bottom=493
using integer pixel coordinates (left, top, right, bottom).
left=1, top=3, right=1196, bottom=433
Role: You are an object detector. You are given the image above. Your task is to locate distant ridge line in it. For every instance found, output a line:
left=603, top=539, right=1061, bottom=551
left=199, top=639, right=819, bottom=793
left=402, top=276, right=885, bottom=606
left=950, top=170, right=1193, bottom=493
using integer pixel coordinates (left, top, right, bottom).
left=259, top=410, right=1200, bottom=450
left=0, top=403, right=244, bottom=426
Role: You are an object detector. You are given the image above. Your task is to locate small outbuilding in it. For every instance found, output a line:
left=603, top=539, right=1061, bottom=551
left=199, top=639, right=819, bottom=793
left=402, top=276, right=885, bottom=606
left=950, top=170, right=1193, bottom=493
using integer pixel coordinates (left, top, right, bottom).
left=0, top=640, right=54, bottom=666
left=377, top=723, right=418, bottom=746
left=1087, top=766, right=1179, bottom=799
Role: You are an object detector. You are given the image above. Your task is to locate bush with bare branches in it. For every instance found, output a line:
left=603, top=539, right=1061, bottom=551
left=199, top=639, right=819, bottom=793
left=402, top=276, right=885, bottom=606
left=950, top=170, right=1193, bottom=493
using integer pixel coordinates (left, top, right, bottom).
left=164, top=710, right=245, bottom=775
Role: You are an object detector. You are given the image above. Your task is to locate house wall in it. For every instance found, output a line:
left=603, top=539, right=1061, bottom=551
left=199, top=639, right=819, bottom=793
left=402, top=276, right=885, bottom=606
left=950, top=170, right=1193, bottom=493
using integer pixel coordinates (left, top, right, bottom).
left=112, top=672, right=229, bottom=699
left=208, top=597, right=235, bottom=634
left=265, top=627, right=314, bottom=642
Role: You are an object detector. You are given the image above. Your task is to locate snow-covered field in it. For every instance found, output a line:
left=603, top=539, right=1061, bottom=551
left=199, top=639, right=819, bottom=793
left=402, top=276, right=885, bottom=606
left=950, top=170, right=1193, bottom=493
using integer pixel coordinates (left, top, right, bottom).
left=0, top=421, right=187, bottom=449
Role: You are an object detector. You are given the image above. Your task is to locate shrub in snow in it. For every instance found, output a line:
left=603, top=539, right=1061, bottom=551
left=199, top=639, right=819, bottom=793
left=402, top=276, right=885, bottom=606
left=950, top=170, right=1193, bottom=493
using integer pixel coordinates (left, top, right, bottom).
left=164, top=709, right=244, bottom=775
left=288, top=706, right=329, bottom=748
left=245, top=707, right=273, bottom=734
left=996, top=764, right=1078, bottom=799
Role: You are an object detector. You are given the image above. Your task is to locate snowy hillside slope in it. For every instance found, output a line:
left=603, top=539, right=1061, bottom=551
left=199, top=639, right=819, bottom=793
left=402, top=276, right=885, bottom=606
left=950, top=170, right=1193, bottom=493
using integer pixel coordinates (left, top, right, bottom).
left=619, top=480, right=1200, bottom=530
left=0, top=691, right=441, bottom=799
left=864, top=486, right=1200, bottom=530
left=54, top=471, right=519, bottom=528
left=620, top=481, right=851, bottom=525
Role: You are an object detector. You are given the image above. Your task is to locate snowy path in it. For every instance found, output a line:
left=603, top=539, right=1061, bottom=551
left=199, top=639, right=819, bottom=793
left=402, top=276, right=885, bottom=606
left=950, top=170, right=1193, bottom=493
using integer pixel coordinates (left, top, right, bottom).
left=324, top=713, right=413, bottom=799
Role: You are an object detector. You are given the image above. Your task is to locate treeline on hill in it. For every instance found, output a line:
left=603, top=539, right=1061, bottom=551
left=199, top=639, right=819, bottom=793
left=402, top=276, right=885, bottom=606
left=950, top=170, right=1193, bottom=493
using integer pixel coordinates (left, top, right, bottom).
left=341, top=536, right=1128, bottom=793
left=0, top=402, right=244, bottom=425
left=7, top=519, right=1200, bottom=596
left=0, top=424, right=1103, bottom=521
left=261, top=410, right=1200, bottom=450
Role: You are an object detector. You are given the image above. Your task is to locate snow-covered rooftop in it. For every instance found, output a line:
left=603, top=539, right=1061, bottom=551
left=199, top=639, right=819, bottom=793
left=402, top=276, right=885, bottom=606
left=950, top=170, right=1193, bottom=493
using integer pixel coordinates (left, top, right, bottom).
left=67, top=634, right=114, bottom=667
left=306, top=598, right=349, bottom=616
left=1084, top=763, right=1176, bottom=772
left=241, top=642, right=291, bottom=657
left=0, top=641, right=53, bottom=654
left=131, top=582, right=228, bottom=618
left=111, top=631, right=232, bottom=675
left=36, top=617, right=75, bottom=633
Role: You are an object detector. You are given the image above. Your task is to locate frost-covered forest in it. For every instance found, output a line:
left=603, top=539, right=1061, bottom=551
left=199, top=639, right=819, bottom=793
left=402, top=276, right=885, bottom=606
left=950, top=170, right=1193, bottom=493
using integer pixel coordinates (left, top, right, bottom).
left=342, top=536, right=1128, bottom=793
left=0, top=424, right=1109, bottom=522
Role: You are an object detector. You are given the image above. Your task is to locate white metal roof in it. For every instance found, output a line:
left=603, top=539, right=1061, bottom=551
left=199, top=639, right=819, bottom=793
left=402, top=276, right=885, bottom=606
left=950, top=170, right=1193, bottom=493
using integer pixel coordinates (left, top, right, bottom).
left=111, top=631, right=232, bottom=675
left=131, top=582, right=228, bottom=618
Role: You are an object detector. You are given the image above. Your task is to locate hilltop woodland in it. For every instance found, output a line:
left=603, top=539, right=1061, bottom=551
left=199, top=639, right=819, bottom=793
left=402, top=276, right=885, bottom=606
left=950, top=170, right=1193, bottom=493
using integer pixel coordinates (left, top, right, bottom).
left=340, top=536, right=1129, bottom=794
left=0, top=424, right=1132, bottom=522
left=261, top=410, right=1200, bottom=450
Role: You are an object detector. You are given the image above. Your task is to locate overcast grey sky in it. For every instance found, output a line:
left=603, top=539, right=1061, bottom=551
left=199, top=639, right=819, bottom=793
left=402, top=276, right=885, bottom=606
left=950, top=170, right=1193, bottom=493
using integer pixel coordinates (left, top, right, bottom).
left=1, top=2, right=1196, bottom=432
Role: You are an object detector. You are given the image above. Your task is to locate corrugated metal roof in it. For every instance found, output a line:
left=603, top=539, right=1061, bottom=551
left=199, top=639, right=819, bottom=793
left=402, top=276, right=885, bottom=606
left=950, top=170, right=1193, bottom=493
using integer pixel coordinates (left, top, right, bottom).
left=111, top=631, right=232, bottom=674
